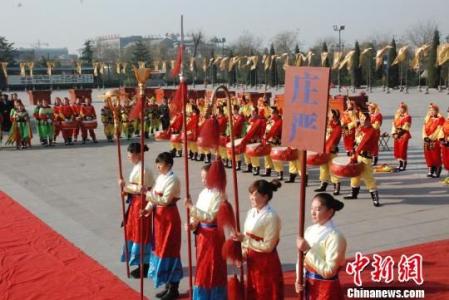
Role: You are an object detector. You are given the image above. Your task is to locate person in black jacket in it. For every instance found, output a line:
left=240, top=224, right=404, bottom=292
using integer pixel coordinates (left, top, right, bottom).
left=159, top=97, right=170, bottom=131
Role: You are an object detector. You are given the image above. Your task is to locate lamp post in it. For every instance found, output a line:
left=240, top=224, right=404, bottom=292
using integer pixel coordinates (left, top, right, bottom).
left=333, top=25, right=345, bottom=92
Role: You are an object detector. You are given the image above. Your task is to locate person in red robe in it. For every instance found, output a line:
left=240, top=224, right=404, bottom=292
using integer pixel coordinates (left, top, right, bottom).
left=368, top=102, right=383, bottom=166
left=423, top=103, right=445, bottom=178
left=391, top=102, right=412, bottom=171
left=261, top=108, right=283, bottom=178
left=80, top=97, right=98, bottom=144
left=71, top=97, right=82, bottom=143
left=60, top=97, right=75, bottom=145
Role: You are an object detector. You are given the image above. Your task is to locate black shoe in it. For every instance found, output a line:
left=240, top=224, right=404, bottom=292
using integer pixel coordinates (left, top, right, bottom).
left=372, top=156, right=378, bottom=166
left=236, top=161, right=242, bottom=171
left=177, top=150, right=182, bottom=157
left=205, top=153, right=211, bottom=163
left=193, top=152, right=198, bottom=161
left=277, top=171, right=284, bottom=181
left=344, top=187, right=360, bottom=199
left=427, top=167, right=434, bottom=177
left=396, top=160, right=404, bottom=171
left=285, top=173, right=297, bottom=183
left=130, top=264, right=149, bottom=279
left=198, top=154, right=205, bottom=161
left=156, top=284, right=169, bottom=298
left=333, top=183, right=341, bottom=196
left=370, top=190, right=380, bottom=207
left=253, top=167, right=260, bottom=176
left=189, top=150, right=194, bottom=160
left=261, top=168, right=271, bottom=177
left=314, top=182, right=328, bottom=192
left=435, top=166, right=443, bottom=178
left=161, top=283, right=179, bottom=300
left=243, top=164, right=253, bottom=173
left=82, top=138, right=86, bottom=144
left=401, top=161, right=407, bottom=171
left=170, top=149, right=177, bottom=158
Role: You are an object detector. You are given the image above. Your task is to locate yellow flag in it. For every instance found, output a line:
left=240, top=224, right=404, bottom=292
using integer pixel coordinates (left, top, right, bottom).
left=219, top=57, right=229, bottom=71
left=116, top=62, right=122, bottom=74
left=99, top=62, right=105, bottom=75
left=46, top=62, right=54, bottom=76
left=410, top=44, right=430, bottom=70
left=306, top=51, right=314, bottom=66
left=251, top=56, right=259, bottom=70
left=121, top=63, right=128, bottom=74
left=295, top=53, right=306, bottom=66
left=189, top=57, right=196, bottom=72
left=359, top=48, right=373, bottom=67
left=321, top=52, right=329, bottom=67
left=332, top=52, right=342, bottom=69
left=202, top=57, right=208, bottom=72
left=27, top=62, right=34, bottom=77
left=228, top=57, right=239, bottom=72
left=437, top=43, right=449, bottom=66
left=19, top=62, right=26, bottom=77
left=375, top=45, right=393, bottom=69
left=1, top=62, right=8, bottom=78
left=283, top=54, right=290, bottom=70
left=339, top=50, right=355, bottom=71
left=161, top=61, right=167, bottom=73
left=93, top=62, right=99, bottom=77
left=153, top=61, right=160, bottom=72
left=170, top=60, right=175, bottom=70
left=138, top=61, right=146, bottom=69
left=391, top=46, right=409, bottom=66
left=214, top=57, right=223, bottom=66
left=262, top=55, right=271, bottom=71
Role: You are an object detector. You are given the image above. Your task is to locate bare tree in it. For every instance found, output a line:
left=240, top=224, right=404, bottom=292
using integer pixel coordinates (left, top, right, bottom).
left=191, top=30, right=204, bottom=57
left=230, top=30, right=263, bottom=55
left=405, top=20, right=438, bottom=47
left=272, top=30, right=299, bottom=53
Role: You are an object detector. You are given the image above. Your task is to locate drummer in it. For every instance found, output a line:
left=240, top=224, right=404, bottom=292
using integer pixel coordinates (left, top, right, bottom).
left=315, top=109, right=342, bottom=195
left=261, top=108, right=283, bottom=178
left=71, top=97, right=82, bottom=143
left=53, top=97, right=63, bottom=143
left=185, top=105, right=200, bottom=161
left=341, top=99, right=359, bottom=156
left=224, top=105, right=245, bottom=170
left=344, top=112, right=380, bottom=207
left=60, top=97, right=75, bottom=145
left=243, top=109, right=267, bottom=176
left=80, top=97, right=98, bottom=144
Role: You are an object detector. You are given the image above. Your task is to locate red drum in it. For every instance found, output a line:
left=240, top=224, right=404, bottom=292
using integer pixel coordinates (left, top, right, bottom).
left=82, top=120, right=98, bottom=129
left=270, top=147, right=298, bottom=161
left=245, top=143, right=272, bottom=157
left=330, top=156, right=364, bottom=178
left=226, top=138, right=246, bottom=156
left=219, top=135, right=229, bottom=147
left=155, top=131, right=170, bottom=141
left=170, top=134, right=182, bottom=143
left=61, top=120, right=78, bottom=129
left=307, top=152, right=331, bottom=166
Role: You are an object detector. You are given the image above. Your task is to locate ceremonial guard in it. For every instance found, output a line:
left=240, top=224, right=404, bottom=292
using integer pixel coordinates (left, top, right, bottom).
left=234, top=179, right=284, bottom=300
left=391, top=102, right=412, bottom=171
left=423, top=103, right=445, bottom=178
left=261, top=108, right=283, bottom=178
left=80, top=98, right=98, bottom=144
left=33, top=99, right=44, bottom=145
left=101, top=100, right=115, bottom=142
left=60, top=97, right=75, bottom=145
left=121, top=98, right=134, bottom=140
left=169, top=111, right=184, bottom=157
left=344, top=113, right=380, bottom=207
left=38, top=99, right=54, bottom=146
left=53, top=97, right=63, bottom=143
left=296, top=193, right=346, bottom=300
left=186, top=106, right=200, bottom=161
left=71, top=97, right=82, bottom=143
left=315, top=109, right=342, bottom=195
left=118, top=143, right=155, bottom=278
left=142, top=152, right=183, bottom=299
left=368, top=102, right=383, bottom=166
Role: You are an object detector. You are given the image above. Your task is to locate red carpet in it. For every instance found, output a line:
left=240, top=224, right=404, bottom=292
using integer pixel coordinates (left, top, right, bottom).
left=0, top=191, right=142, bottom=300
left=284, top=239, right=449, bottom=299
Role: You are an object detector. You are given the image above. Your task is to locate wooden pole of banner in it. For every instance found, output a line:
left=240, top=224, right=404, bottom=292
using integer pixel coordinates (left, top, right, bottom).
left=138, top=82, right=145, bottom=300
left=298, top=149, right=307, bottom=300
left=180, top=15, right=194, bottom=299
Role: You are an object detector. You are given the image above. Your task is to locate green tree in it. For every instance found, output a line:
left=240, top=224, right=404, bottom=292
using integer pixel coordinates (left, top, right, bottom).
left=321, top=42, right=330, bottom=67
left=269, top=43, right=277, bottom=87
left=0, top=36, right=16, bottom=63
left=80, top=40, right=94, bottom=65
left=294, top=43, right=300, bottom=54
left=427, top=30, right=440, bottom=88
left=352, top=41, right=362, bottom=87
left=387, top=38, right=399, bottom=87
left=131, top=40, right=152, bottom=66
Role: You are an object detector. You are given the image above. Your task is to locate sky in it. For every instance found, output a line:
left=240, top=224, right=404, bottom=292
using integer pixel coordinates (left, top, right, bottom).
left=2, top=0, right=449, bottom=54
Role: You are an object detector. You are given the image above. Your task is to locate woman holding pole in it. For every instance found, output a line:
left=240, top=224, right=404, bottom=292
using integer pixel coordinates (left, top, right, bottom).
left=296, top=193, right=346, bottom=300
left=118, top=142, right=154, bottom=278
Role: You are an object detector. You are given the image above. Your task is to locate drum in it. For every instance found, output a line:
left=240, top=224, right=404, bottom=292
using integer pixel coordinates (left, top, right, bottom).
left=307, top=152, right=331, bottom=166
left=270, top=147, right=298, bottom=161
left=170, top=133, right=182, bottom=143
left=82, top=120, right=98, bottom=129
left=245, top=143, right=272, bottom=157
left=155, top=130, right=170, bottom=141
left=226, top=138, right=246, bottom=156
left=330, top=156, right=364, bottom=178
left=61, top=120, right=78, bottom=130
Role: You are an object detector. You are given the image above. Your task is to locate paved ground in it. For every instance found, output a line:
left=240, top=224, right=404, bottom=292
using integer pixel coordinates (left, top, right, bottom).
left=0, top=87, right=448, bottom=297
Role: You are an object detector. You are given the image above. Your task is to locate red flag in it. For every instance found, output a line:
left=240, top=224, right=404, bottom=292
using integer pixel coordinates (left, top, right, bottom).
left=171, top=45, right=184, bottom=78
left=172, top=81, right=187, bottom=114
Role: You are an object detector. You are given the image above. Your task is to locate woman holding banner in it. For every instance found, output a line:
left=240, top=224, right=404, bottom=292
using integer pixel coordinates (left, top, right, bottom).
left=296, top=193, right=346, bottom=300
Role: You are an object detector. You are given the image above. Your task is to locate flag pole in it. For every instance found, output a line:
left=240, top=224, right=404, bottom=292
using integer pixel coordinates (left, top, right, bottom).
left=297, top=150, right=307, bottom=300
left=180, top=14, right=194, bottom=299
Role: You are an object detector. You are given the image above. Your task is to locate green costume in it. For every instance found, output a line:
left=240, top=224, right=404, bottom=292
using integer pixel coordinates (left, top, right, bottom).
left=38, top=106, right=54, bottom=142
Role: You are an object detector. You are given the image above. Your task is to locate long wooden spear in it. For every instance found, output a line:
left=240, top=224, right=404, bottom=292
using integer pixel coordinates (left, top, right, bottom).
left=111, top=91, right=130, bottom=278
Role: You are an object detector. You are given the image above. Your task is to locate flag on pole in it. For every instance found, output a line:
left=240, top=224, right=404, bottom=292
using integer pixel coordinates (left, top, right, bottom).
left=391, top=46, right=409, bottom=66
left=171, top=45, right=184, bottom=77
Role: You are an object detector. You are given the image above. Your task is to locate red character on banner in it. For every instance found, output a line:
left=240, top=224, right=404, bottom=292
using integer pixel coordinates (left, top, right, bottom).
left=345, top=252, right=370, bottom=287
left=398, top=254, right=424, bottom=285
left=370, top=254, right=394, bottom=284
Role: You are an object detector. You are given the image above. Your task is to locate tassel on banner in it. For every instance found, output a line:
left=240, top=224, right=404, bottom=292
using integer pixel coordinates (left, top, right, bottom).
left=227, top=275, right=244, bottom=300
left=1, top=62, right=8, bottom=78
left=205, top=158, right=227, bottom=192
